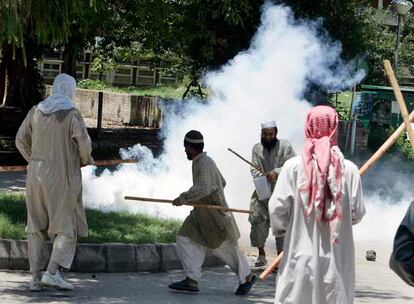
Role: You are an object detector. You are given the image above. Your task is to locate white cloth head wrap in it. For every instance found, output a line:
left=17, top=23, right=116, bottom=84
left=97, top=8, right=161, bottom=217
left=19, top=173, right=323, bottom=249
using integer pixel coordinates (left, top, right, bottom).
left=37, top=73, right=76, bottom=114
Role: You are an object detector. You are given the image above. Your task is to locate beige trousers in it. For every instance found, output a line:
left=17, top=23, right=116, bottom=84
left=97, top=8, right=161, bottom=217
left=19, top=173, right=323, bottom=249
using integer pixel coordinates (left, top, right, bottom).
left=28, top=232, right=77, bottom=273
left=176, top=235, right=251, bottom=283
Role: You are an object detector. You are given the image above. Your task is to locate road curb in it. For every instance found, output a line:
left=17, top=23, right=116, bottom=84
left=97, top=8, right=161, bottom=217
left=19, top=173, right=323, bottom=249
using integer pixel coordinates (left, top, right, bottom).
left=0, top=238, right=224, bottom=273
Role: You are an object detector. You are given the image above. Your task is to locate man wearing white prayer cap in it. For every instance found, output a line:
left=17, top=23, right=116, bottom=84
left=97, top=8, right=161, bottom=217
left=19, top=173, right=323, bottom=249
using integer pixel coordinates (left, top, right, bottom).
left=16, top=73, right=93, bottom=291
left=249, top=120, right=296, bottom=267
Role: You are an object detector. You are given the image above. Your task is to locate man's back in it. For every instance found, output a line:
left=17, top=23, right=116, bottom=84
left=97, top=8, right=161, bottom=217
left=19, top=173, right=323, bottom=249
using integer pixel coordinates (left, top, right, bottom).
left=270, top=156, right=365, bottom=304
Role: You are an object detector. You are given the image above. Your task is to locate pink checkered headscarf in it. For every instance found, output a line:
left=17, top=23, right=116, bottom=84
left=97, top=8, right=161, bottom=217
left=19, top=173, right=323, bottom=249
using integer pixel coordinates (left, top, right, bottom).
left=299, top=105, right=344, bottom=236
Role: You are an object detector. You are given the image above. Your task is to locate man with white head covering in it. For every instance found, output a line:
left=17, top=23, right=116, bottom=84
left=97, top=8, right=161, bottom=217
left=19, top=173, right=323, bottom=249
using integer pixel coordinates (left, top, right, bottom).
left=249, top=120, right=296, bottom=267
left=169, top=130, right=256, bottom=295
left=16, top=73, right=93, bottom=291
left=269, top=105, right=365, bottom=304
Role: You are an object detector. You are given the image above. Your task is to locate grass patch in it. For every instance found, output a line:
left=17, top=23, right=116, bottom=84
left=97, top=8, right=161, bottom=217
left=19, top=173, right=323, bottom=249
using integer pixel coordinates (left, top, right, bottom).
left=0, top=192, right=181, bottom=244
left=77, top=79, right=187, bottom=99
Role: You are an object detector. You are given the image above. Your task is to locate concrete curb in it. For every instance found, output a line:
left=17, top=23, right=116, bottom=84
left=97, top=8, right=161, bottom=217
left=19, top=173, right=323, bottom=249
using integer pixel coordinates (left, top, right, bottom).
left=0, top=239, right=224, bottom=273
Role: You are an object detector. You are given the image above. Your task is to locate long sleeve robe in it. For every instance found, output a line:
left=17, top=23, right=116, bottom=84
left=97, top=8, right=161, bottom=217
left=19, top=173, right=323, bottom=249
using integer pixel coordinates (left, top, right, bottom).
left=249, top=139, right=296, bottom=224
left=250, top=139, right=296, bottom=178
left=178, top=152, right=240, bottom=249
left=269, top=156, right=365, bottom=304
left=15, top=107, right=93, bottom=238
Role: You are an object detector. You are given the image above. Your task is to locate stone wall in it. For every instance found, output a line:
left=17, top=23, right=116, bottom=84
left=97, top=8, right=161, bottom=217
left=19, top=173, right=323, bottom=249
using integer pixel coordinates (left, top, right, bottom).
left=46, top=86, right=162, bottom=128
left=338, top=120, right=369, bottom=153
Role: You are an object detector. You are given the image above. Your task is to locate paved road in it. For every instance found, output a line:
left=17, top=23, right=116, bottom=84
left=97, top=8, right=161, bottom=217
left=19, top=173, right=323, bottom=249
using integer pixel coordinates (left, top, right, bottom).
left=0, top=172, right=26, bottom=192
left=0, top=243, right=413, bottom=304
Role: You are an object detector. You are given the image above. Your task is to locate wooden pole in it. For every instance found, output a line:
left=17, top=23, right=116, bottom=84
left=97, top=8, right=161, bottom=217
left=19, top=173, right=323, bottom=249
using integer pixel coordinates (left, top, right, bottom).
left=384, top=60, right=414, bottom=152
left=0, top=159, right=138, bottom=173
left=96, top=91, right=104, bottom=139
left=261, top=111, right=414, bottom=279
left=124, top=196, right=251, bottom=214
left=259, top=252, right=284, bottom=281
left=228, top=148, right=266, bottom=175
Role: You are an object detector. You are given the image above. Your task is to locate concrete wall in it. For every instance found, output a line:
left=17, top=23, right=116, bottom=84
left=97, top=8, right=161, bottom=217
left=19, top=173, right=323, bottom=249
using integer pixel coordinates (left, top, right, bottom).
left=339, top=120, right=369, bottom=153
left=46, top=86, right=162, bottom=128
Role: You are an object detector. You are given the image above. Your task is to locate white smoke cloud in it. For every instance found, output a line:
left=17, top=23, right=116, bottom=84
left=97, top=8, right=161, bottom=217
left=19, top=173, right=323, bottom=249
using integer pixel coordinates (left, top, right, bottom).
left=82, top=4, right=370, bottom=244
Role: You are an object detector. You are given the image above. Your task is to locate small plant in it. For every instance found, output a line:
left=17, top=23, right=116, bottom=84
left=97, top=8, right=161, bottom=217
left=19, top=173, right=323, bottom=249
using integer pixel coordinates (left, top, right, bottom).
left=395, top=130, right=414, bottom=160
left=77, top=79, right=110, bottom=90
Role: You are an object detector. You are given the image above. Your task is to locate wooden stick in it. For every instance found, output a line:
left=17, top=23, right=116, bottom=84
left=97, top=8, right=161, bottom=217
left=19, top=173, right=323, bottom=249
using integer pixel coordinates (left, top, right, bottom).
left=124, top=196, right=251, bottom=214
left=384, top=60, right=414, bottom=152
left=228, top=148, right=266, bottom=175
left=261, top=112, right=414, bottom=278
left=0, top=159, right=138, bottom=173
left=259, top=252, right=284, bottom=281
left=359, top=109, right=414, bottom=176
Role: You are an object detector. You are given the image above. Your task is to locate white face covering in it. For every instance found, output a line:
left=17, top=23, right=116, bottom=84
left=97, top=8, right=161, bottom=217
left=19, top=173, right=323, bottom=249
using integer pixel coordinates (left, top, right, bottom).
left=37, top=73, right=76, bottom=114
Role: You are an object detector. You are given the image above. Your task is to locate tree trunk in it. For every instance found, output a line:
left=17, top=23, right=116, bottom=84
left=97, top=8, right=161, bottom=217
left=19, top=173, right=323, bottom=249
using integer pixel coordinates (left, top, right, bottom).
left=62, top=45, right=78, bottom=79
left=3, top=41, right=45, bottom=110
left=0, top=53, right=6, bottom=106
left=3, top=44, right=22, bottom=108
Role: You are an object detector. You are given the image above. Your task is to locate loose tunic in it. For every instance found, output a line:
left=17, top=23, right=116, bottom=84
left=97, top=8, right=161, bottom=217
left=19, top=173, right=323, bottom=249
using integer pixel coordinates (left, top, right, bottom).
left=269, top=156, right=365, bottom=304
left=15, top=107, right=93, bottom=238
left=178, top=152, right=240, bottom=249
left=249, top=139, right=296, bottom=224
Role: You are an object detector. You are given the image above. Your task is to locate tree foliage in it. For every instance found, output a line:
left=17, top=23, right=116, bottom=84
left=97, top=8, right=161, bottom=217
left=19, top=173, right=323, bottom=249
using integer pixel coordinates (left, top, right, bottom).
left=360, top=7, right=414, bottom=84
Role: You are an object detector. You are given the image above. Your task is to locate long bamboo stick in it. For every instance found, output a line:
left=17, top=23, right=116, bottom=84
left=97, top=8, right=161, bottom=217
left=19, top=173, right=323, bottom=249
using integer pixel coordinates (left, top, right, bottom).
left=228, top=148, right=266, bottom=175
left=124, top=196, right=251, bottom=214
left=0, top=159, right=138, bottom=173
left=384, top=60, right=414, bottom=152
left=261, top=109, right=414, bottom=279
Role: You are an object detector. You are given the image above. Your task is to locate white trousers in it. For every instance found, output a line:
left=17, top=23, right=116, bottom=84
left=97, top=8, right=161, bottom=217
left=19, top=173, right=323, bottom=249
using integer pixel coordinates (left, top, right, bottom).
left=176, top=235, right=251, bottom=283
left=28, top=232, right=77, bottom=273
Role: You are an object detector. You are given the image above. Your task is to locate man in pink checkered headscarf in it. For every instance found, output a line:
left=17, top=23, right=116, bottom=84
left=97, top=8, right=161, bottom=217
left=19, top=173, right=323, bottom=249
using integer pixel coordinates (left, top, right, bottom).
left=269, top=105, right=366, bottom=304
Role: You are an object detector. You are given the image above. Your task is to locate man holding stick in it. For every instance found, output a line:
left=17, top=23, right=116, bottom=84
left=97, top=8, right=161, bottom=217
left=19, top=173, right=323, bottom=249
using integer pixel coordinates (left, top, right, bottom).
left=15, top=74, right=94, bottom=291
left=249, top=121, right=296, bottom=267
left=168, top=130, right=256, bottom=295
left=269, top=105, right=365, bottom=304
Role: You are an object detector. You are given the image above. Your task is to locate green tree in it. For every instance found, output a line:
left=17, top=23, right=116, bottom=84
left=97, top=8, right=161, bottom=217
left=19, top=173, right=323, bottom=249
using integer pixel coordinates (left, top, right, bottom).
left=360, top=7, right=414, bottom=84
left=0, top=0, right=95, bottom=111
left=277, top=0, right=368, bottom=60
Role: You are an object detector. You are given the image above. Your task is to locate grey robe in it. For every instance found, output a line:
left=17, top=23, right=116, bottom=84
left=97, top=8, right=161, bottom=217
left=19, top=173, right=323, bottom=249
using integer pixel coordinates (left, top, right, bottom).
left=249, top=139, right=296, bottom=224
left=178, top=152, right=241, bottom=249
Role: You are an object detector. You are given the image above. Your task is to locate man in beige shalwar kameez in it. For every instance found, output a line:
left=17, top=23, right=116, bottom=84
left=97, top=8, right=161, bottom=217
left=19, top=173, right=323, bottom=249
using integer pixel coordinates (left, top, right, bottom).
left=168, top=130, right=256, bottom=295
left=15, top=73, right=93, bottom=291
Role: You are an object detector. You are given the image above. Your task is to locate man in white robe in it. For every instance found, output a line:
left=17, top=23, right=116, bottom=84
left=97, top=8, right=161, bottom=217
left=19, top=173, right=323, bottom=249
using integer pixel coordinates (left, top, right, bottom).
left=16, top=73, right=93, bottom=291
left=269, top=105, right=365, bottom=304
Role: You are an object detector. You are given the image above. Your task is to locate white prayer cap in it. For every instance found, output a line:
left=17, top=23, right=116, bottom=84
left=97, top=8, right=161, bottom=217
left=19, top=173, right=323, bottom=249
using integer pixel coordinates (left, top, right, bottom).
left=184, top=130, right=204, bottom=144
left=261, top=120, right=277, bottom=129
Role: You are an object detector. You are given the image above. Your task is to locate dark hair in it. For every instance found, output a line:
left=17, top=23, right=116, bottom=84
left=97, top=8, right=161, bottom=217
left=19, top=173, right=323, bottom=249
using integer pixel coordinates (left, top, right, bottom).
left=184, top=130, right=204, bottom=152
left=184, top=141, right=204, bottom=152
